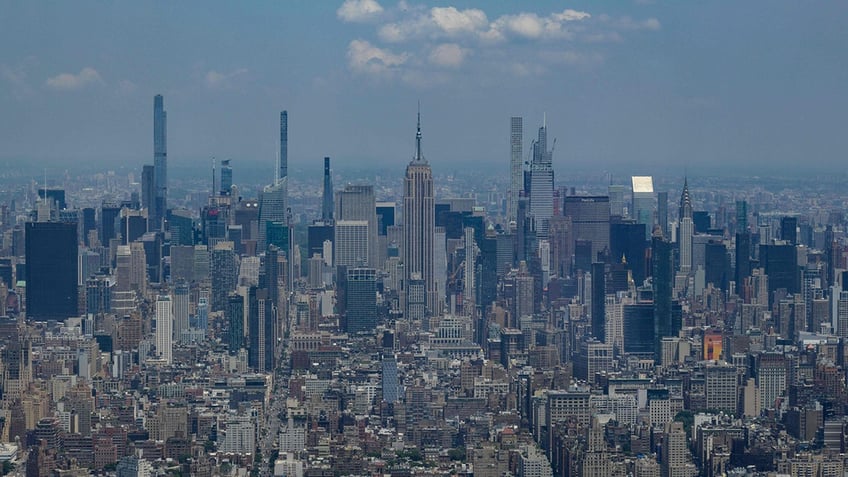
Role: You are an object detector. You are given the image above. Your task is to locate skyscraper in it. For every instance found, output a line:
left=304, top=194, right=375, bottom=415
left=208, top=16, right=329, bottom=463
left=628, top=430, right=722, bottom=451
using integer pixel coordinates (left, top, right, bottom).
left=155, top=295, right=173, bottom=364
left=345, top=267, right=377, bottom=334
left=335, top=184, right=377, bottom=267
left=280, top=111, right=288, bottom=182
left=173, top=281, right=189, bottom=343
left=153, top=94, right=167, bottom=231
left=220, top=159, right=233, bottom=196
left=25, top=221, right=79, bottom=321
left=678, top=178, right=694, bottom=273
left=652, top=230, right=675, bottom=360
left=631, top=176, right=654, bottom=240
left=322, top=157, right=334, bottom=221
left=508, top=116, right=523, bottom=226
left=258, top=111, right=289, bottom=251
left=529, top=117, right=554, bottom=239
left=403, top=110, right=437, bottom=322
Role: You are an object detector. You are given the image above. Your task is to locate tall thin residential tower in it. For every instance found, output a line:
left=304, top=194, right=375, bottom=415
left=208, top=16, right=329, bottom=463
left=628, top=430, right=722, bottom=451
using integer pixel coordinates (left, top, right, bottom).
left=280, top=111, right=288, bottom=181
left=322, top=157, right=334, bottom=221
left=403, top=109, right=437, bottom=322
left=153, top=94, right=167, bottom=230
left=509, top=117, right=523, bottom=226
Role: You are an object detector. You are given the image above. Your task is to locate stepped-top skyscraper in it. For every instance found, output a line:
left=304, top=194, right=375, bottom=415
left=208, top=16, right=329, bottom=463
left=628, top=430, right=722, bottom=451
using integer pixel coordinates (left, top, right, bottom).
left=258, top=110, right=289, bottom=250
left=403, top=109, right=437, bottom=323
left=508, top=116, right=523, bottom=226
left=153, top=94, right=167, bottom=231
left=529, top=116, right=554, bottom=239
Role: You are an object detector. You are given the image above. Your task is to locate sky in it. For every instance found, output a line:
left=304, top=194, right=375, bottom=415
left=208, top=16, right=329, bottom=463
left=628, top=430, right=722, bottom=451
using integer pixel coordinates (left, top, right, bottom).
left=0, top=1, right=847, bottom=180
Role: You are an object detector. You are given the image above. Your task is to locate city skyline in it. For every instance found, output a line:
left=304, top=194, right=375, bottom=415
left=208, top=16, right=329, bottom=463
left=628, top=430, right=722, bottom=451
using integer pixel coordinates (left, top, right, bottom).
left=1, top=1, right=846, bottom=175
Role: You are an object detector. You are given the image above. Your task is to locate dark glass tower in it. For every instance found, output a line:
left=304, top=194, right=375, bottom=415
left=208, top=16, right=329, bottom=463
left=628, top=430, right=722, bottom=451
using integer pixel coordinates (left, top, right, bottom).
left=220, top=159, right=232, bottom=196
left=345, top=267, right=376, bottom=334
left=153, top=94, right=167, bottom=231
left=227, top=293, right=244, bottom=354
left=322, top=157, right=334, bottom=221
left=25, top=221, right=79, bottom=320
left=652, top=232, right=675, bottom=359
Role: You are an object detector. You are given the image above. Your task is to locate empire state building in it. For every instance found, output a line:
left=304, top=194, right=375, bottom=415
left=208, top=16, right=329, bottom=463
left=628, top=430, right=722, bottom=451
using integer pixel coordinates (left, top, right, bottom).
left=403, top=111, right=437, bottom=326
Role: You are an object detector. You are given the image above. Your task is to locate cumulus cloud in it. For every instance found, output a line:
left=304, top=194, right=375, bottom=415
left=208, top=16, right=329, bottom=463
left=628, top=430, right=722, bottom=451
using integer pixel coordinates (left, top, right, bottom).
left=204, top=68, right=248, bottom=89
left=341, top=4, right=660, bottom=82
left=337, top=0, right=384, bottom=23
left=347, top=39, right=409, bottom=76
left=45, top=67, right=103, bottom=91
left=428, top=43, right=467, bottom=68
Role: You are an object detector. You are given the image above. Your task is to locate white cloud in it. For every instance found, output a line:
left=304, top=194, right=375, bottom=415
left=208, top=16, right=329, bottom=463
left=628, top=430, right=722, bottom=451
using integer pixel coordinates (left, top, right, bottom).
left=337, top=0, right=384, bottom=23
left=347, top=39, right=409, bottom=76
left=204, top=68, right=248, bottom=89
left=430, top=7, right=488, bottom=35
left=553, top=9, right=592, bottom=22
left=45, top=67, right=103, bottom=91
left=429, top=43, right=467, bottom=68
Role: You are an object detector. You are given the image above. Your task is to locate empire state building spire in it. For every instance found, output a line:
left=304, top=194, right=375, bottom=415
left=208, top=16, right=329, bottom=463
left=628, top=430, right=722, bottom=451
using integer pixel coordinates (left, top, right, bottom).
left=415, top=103, right=425, bottom=162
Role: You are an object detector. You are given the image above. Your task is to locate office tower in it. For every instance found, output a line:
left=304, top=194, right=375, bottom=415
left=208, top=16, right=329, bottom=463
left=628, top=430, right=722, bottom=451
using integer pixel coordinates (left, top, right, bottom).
left=462, top=227, right=476, bottom=314
left=608, top=184, right=627, bottom=218
left=234, top=199, right=259, bottom=241
left=547, top=216, right=572, bottom=278
left=610, top=220, right=647, bottom=286
left=678, top=178, right=694, bottom=273
left=308, top=222, right=334, bottom=262
left=248, top=287, right=275, bottom=372
left=835, top=291, right=848, bottom=339
left=155, top=295, right=173, bottom=364
left=210, top=241, right=237, bottom=312
left=227, top=293, right=245, bottom=353
left=780, top=216, right=798, bottom=245
left=345, top=267, right=376, bottom=333
left=657, top=191, right=669, bottom=240
left=168, top=209, right=193, bottom=247
left=376, top=202, right=395, bottom=236
left=220, top=159, right=233, bottom=195
left=382, top=357, right=400, bottom=403
left=508, top=116, right=523, bottom=225
left=257, top=112, right=289, bottom=251
left=173, top=281, right=189, bottom=343
left=280, top=111, right=288, bottom=181
left=141, top=165, right=154, bottom=220
left=591, top=262, right=605, bottom=342
left=100, top=203, right=121, bottom=245
left=152, top=94, right=167, bottom=231
left=335, top=184, right=377, bottom=267
left=735, top=232, right=752, bottom=286
left=704, top=240, right=730, bottom=291
left=196, top=294, right=208, bottom=334
left=403, top=111, right=436, bottom=320
left=736, top=200, right=748, bottom=232
left=631, top=176, right=654, bottom=239
left=757, top=353, right=787, bottom=411
left=622, top=303, right=654, bottom=354
left=81, top=207, right=96, bottom=246
left=563, top=196, right=610, bottom=266
left=529, top=117, right=554, bottom=238
left=760, top=243, right=799, bottom=301
left=263, top=245, right=281, bottom=309
left=25, top=221, right=79, bottom=321
left=693, top=211, right=711, bottom=234
left=322, top=157, right=333, bottom=221
left=652, top=231, right=675, bottom=360
left=334, top=220, right=369, bottom=267
left=257, top=179, right=287, bottom=251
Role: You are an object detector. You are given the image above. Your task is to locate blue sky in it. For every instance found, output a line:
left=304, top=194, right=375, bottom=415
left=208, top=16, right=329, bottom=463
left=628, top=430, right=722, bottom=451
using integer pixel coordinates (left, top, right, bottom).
left=0, top=1, right=846, bottom=178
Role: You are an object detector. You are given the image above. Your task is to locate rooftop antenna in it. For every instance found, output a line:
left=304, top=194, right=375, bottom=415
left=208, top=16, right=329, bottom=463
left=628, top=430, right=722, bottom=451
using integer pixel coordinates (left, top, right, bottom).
left=415, top=101, right=423, bottom=161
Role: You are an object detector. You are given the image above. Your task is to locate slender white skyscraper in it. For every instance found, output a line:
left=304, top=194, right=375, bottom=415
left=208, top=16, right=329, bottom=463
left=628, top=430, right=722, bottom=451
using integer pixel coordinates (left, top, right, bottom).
left=156, top=295, right=173, bottom=364
left=153, top=94, right=167, bottom=230
left=529, top=117, right=554, bottom=239
left=508, top=117, right=523, bottom=226
left=678, top=178, right=694, bottom=272
left=403, top=109, right=436, bottom=322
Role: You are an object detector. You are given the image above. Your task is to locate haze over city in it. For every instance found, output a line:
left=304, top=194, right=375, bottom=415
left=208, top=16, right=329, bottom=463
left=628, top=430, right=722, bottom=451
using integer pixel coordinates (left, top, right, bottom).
left=1, top=1, right=847, bottom=175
